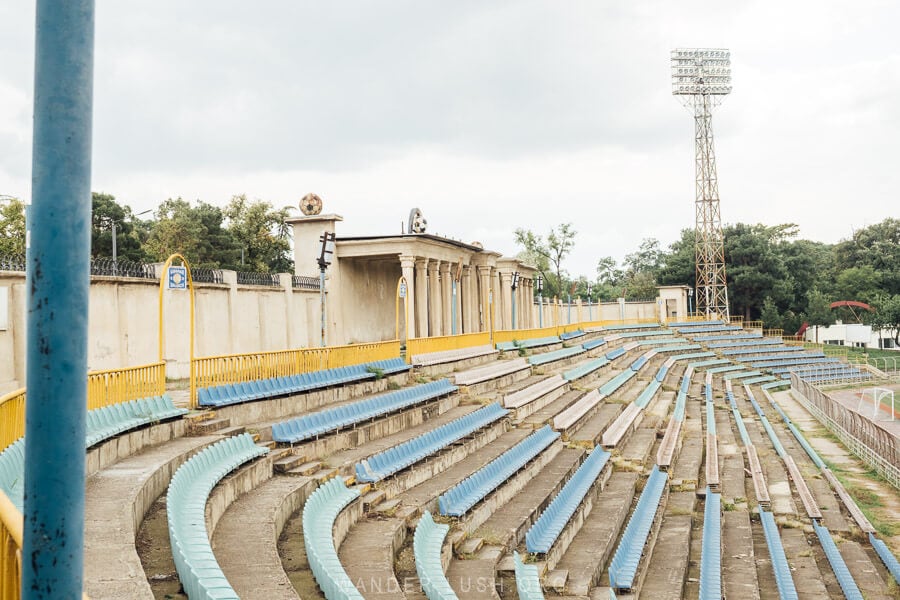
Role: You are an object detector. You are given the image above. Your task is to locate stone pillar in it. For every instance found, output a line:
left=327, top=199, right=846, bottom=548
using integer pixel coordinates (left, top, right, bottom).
left=460, top=265, right=472, bottom=334
left=477, top=266, right=491, bottom=333
left=440, top=262, right=452, bottom=336
left=428, top=260, right=441, bottom=336
left=499, top=271, right=512, bottom=330
left=491, top=267, right=501, bottom=334
left=415, top=258, right=428, bottom=338
left=399, top=255, right=416, bottom=341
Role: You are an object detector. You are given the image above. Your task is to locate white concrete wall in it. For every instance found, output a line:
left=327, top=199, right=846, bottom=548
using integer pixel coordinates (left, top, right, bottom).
left=0, top=271, right=320, bottom=391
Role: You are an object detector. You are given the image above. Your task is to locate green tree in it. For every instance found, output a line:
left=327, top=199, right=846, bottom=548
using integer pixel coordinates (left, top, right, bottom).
left=0, top=196, right=26, bottom=256
left=805, top=288, right=834, bottom=342
left=513, top=223, right=576, bottom=298
left=223, top=195, right=294, bottom=273
left=869, top=294, right=900, bottom=347
left=656, top=229, right=695, bottom=288
left=760, top=296, right=783, bottom=330
left=91, top=192, right=147, bottom=261
left=725, top=223, right=795, bottom=320
left=834, top=266, right=882, bottom=305
left=834, top=218, right=900, bottom=295
left=145, top=198, right=228, bottom=267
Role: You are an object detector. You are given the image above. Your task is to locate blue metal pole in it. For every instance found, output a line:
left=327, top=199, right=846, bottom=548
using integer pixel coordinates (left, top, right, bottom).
left=451, top=280, right=457, bottom=335
left=567, top=293, right=571, bottom=324
left=511, top=290, right=517, bottom=330
left=24, top=1, right=95, bottom=597
left=539, top=294, right=543, bottom=328
left=320, top=268, right=326, bottom=346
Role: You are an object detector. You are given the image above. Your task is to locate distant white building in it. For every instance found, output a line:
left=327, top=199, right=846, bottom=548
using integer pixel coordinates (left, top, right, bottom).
left=805, top=321, right=898, bottom=350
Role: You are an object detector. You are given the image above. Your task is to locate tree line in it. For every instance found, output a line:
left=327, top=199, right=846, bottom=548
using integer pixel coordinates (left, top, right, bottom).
left=516, top=219, right=900, bottom=343
left=0, top=193, right=294, bottom=274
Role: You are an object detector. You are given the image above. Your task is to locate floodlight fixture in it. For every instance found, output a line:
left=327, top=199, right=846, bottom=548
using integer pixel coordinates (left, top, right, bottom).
left=318, top=231, right=336, bottom=269
left=535, top=275, right=543, bottom=293
left=671, top=48, right=732, bottom=97
left=511, top=271, right=520, bottom=290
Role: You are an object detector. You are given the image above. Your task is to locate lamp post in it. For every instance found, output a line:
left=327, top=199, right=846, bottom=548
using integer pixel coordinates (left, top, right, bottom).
left=317, top=231, right=336, bottom=346
left=688, top=287, right=694, bottom=317
left=510, top=271, right=520, bottom=330
left=536, top=275, right=543, bottom=328
left=586, top=282, right=593, bottom=321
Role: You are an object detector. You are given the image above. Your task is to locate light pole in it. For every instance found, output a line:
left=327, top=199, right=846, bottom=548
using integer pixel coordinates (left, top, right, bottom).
left=510, top=271, right=520, bottom=330
left=586, top=282, right=593, bottom=321
left=317, top=231, right=336, bottom=347
left=688, top=287, right=694, bottom=317
left=536, top=275, right=543, bottom=328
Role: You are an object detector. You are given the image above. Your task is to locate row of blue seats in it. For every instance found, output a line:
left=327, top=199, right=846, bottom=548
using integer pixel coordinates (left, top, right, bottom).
left=699, top=489, right=722, bottom=600
left=559, top=329, right=585, bottom=341
left=86, top=395, right=187, bottom=447
left=691, top=333, right=760, bottom=341
left=722, top=345, right=802, bottom=356
left=599, top=369, right=636, bottom=397
left=608, top=466, right=668, bottom=590
left=636, top=337, right=688, bottom=346
left=813, top=519, right=863, bottom=599
left=743, top=375, right=777, bottom=386
left=706, top=339, right=780, bottom=349
left=525, top=446, right=611, bottom=553
left=167, top=433, right=269, bottom=600
left=439, top=426, right=559, bottom=517
left=605, top=347, right=627, bottom=360
left=563, top=357, right=609, bottom=382
left=602, top=322, right=663, bottom=330
left=271, top=379, right=457, bottom=444
left=496, top=336, right=560, bottom=351
left=617, top=330, right=672, bottom=339
left=654, top=344, right=702, bottom=353
left=707, top=365, right=745, bottom=375
left=528, top=345, right=585, bottom=366
left=668, top=319, right=722, bottom=327
left=514, top=552, right=545, bottom=600
left=635, top=380, right=662, bottom=410
left=303, top=477, right=364, bottom=599
left=754, top=359, right=839, bottom=371
left=582, top=338, right=607, bottom=351
left=655, top=364, right=670, bottom=382
left=675, top=325, right=741, bottom=333
left=724, top=370, right=763, bottom=381
left=800, top=371, right=872, bottom=384
left=748, top=351, right=825, bottom=363
left=1, top=395, right=187, bottom=512
left=671, top=352, right=717, bottom=362
left=197, top=358, right=410, bottom=407
left=762, top=380, right=791, bottom=391
left=745, top=387, right=788, bottom=458
left=355, top=403, right=509, bottom=483
left=413, top=511, right=457, bottom=600
left=630, top=355, right=649, bottom=371
left=726, top=391, right=753, bottom=447
left=760, top=509, right=799, bottom=600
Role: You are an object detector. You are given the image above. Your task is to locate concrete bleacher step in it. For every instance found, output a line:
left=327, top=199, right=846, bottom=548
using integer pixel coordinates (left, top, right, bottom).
left=457, top=537, right=484, bottom=556
left=216, top=425, right=247, bottom=438
left=373, top=498, right=401, bottom=514
left=273, top=453, right=309, bottom=473
left=362, top=489, right=387, bottom=510
left=546, top=569, right=569, bottom=593
left=192, top=417, right=232, bottom=435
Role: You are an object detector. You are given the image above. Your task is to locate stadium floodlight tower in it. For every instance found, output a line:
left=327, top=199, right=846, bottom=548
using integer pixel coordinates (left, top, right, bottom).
left=672, top=48, right=732, bottom=320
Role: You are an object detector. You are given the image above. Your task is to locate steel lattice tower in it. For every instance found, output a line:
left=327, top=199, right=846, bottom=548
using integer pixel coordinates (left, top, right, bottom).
left=672, top=48, right=732, bottom=320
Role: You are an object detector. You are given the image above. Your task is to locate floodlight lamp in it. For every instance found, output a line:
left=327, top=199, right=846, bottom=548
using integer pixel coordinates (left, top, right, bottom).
left=511, top=271, right=520, bottom=290
left=536, top=275, right=543, bottom=293
left=318, top=231, right=336, bottom=269
left=671, top=47, right=732, bottom=96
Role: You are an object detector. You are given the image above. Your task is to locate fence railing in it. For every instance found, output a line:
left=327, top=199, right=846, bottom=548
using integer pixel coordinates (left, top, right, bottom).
left=406, top=332, right=491, bottom=359
left=744, top=320, right=763, bottom=330
left=90, top=258, right=157, bottom=279
left=236, top=271, right=280, bottom=287
left=86, top=362, right=166, bottom=411
left=0, top=490, right=22, bottom=600
left=292, top=275, right=321, bottom=290
left=0, top=255, right=25, bottom=272
left=0, top=362, right=165, bottom=454
left=190, top=268, right=224, bottom=284
left=790, top=374, right=899, bottom=490
left=191, top=340, right=402, bottom=404
left=0, top=389, right=24, bottom=458
left=763, top=328, right=784, bottom=338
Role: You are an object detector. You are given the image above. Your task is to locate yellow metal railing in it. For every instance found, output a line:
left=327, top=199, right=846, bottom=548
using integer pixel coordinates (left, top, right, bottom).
left=0, top=490, right=21, bottom=600
left=0, top=390, right=25, bottom=458
left=86, top=362, right=166, bottom=411
left=729, top=316, right=745, bottom=326
left=192, top=340, right=402, bottom=406
left=406, top=332, right=491, bottom=361
left=744, top=320, right=763, bottom=330
left=763, top=328, right=784, bottom=338
left=493, top=326, right=560, bottom=346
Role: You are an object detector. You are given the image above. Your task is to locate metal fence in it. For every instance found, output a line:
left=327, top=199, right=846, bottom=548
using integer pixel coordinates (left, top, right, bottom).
left=0, top=254, right=24, bottom=272
left=236, top=270, right=280, bottom=287
left=90, top=257, right=157, bottom=279
left=292, top=275, right=321, bottom=290
left=790, top=374, right=900, bottom=490
left=190, top=268, right=224, bottom=284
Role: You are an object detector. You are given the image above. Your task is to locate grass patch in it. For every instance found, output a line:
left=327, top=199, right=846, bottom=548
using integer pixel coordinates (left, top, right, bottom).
left=366, top=366, right=385, bottom=379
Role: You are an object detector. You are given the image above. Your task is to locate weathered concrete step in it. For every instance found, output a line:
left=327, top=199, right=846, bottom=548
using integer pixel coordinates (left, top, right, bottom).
left=288, top=461, right=321, bottom=476
left=193, top=417, right=231, bottom=434
left=457, top=537, right=484, bottom=557
left=362, top=489, right=387, bottom=510
left=217, top=425, right=247, bottom=438
left=273, top=453, right=309, bottom=473
left=546, top=569, right=568, bottom=593
left=185, top=410, right=217, bottom=423
left=374, top=498, right=401, bottom=515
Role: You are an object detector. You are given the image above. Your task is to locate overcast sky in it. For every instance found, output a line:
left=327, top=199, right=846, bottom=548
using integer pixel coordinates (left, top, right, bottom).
left=1, top=2, right=898, bottom=276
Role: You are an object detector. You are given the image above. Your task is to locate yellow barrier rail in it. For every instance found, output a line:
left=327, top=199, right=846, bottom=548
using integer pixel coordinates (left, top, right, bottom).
left=729, top=315, right=745, bottom=326
left=192, top=340, right=402, bottom=405
left=86, top=362, right=166, bottom=411
left=0, top=390, right=25, bottom=457
left=493, top=326, right=560, bottom=346
left=763, top=328, right=784, bottom=338
left=744, top=320, right=763, bottom=330
left=0, top=490, right=21, bottom=600
left=406, top=332, right=491, bottom=361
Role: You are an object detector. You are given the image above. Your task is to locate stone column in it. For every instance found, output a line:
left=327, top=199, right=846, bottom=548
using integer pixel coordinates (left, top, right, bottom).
left=491, top=267, right=501, bottom=334
left=460, top=265, right=471, bottom=334
left=440, top=262, right=453, bottom=336
left=399, top=255, right=416, bottom=341
left=499, top=271, right=512, bottom=330
left=428, top=260, right=442, bottom=336
left=415, top=258, right=428, bottom=338
left=477, top=266, right=491, bottom=333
